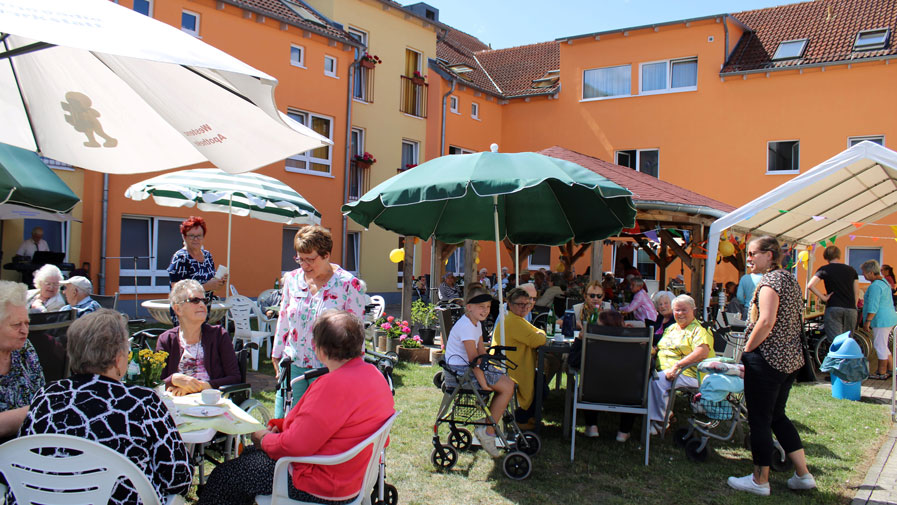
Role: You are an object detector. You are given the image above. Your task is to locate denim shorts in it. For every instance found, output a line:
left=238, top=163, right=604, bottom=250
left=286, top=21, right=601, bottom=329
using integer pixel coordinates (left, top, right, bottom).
left=444, top=364, right=504, bottom=388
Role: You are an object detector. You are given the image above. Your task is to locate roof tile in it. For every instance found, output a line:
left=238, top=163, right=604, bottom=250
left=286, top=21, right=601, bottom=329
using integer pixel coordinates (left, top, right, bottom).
left=224, top=0, right=358, bottom=45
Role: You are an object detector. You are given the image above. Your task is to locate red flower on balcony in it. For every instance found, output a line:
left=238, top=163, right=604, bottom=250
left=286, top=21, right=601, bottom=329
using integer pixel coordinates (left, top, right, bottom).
left=411, top=70, right=427, bottom=85
left=405, top=163, right=418, bottom=169
left=355, top=152, right=376, bottom=166
left=360, top=53, right=381, bottom=69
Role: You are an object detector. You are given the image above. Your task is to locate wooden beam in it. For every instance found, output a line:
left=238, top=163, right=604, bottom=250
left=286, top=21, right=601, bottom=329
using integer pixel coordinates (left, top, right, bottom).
left=633, top=236, right=665, bottom=267
left=636, top=209, right=717, bottom=227
left=658, top=230, right=695, bottom=271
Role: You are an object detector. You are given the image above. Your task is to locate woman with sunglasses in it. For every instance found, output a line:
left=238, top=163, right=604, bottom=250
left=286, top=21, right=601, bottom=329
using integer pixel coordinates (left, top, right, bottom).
left=271, top=225, right=365, bottom=418
left=156, top=279, right=240, bottom=396
left=573, top=280, right=605, bottom=330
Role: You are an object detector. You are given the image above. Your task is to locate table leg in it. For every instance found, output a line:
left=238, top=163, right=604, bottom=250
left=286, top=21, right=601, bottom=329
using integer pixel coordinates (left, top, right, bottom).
left=562, top=371, right=574, bottom=440
left=534, top=347, right=546, bottom=433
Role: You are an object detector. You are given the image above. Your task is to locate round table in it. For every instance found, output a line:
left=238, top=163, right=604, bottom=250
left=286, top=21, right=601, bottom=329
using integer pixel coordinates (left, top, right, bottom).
left=141, top=299, right=230, bottom=326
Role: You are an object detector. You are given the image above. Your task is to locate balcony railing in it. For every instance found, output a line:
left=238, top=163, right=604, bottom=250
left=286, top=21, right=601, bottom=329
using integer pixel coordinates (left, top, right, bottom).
left=353, top=65, right=374, bottom=103
left=347, top=160, right=371, bottom=201
left=399, top=75, right=428, bottom=118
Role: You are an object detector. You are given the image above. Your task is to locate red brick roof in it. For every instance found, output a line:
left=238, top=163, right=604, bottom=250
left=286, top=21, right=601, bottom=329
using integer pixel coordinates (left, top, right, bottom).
left=435, top=29, right=560, bottom=98
left=723, top=0, right=897, bottom=73
left=539, top=146, right=735, bottom=215
left=223, top=0, right=358, bottom=45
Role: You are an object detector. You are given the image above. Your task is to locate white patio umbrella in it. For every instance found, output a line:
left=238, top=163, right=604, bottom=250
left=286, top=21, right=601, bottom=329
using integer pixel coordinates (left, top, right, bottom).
left=125, top=168, right=322, bottom=291
left=0, top=0, right=331, bottom=174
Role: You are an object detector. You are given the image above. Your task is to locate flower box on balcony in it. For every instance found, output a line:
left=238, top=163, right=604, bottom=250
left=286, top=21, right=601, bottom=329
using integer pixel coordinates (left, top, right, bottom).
left=361, top=59, right=376, bottom=69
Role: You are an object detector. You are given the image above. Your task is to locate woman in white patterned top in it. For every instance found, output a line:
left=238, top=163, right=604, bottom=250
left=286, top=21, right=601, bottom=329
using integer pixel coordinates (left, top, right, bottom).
left=271, top=226, right=365, bottom=418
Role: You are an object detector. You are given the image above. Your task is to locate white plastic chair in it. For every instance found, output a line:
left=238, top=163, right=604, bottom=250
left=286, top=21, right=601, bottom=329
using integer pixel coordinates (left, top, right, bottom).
left=369, top=295, right=385, bottom=321
left=0, top=433, right=183, bottom=505
left=256, top=288, right=280, bottom=335
left=226, top=294, right=274, bottom=371
left=255, top=411, right=399, bottom=505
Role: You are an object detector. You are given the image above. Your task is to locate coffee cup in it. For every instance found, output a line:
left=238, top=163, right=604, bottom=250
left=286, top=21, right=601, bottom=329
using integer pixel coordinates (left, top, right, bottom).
left=201, top=389, right=222, bottom=405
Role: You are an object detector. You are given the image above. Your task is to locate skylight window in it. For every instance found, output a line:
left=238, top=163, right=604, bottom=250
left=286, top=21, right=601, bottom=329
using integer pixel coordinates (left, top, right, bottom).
left=855, top=28, right=890, bottom=51
left=449, top=64, right=473, bottom=74
left=772, top=39, right=808, bottom=60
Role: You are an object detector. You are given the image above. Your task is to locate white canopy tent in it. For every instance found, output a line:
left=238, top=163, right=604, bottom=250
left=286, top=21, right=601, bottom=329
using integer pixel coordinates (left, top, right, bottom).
left=703, top=141, right=897, bottom=421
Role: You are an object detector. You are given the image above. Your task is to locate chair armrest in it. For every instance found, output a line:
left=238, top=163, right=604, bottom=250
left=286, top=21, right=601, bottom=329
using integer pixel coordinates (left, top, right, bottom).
left=165, top=494, right=185, bottom=505
left=270, top=451, right=370, bottom=500
left=220, top=383, right=251, bottom=397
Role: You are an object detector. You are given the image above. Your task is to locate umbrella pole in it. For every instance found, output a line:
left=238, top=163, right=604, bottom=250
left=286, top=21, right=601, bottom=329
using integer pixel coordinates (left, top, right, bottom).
left=494, top=195, right=505, bottom=346
left=227, top=195, right=233, bottom=296
left=515, top=244, right=519, bottom=287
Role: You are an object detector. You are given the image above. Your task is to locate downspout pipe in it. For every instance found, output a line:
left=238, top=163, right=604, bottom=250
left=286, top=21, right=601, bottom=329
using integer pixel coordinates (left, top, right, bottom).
left=342, top=52, right=364, bottom=267
left=99, top=174, right=108, bottom=295
left=430, top=77, right=457, bottom=303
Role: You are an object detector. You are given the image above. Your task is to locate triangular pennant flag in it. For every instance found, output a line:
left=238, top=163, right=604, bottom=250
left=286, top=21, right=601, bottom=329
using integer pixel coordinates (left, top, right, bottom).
left=812, top=215, right=826, bottom=221
left=852, top=222, right=863, bottom=229
left=849, top=235, right=856, bottom=241
left=829, top=236, right=837, bottom=245
left=644, top=230, right=658, bottom=242
left=669, top=229, right=682, bottom=238
left=778, top=210, right=788, bottom=214
left=890, top=225, right=897, bottom=237
left=873, top=237, right=880, bottom=242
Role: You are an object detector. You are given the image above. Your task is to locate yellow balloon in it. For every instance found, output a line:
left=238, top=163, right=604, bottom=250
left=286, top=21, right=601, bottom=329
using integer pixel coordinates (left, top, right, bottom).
left=719, top=240, right=736, bottom=257
left=388, top=248, right=404, bottom=263
left=797, top=250, right=809, bottom=263
left=555, top=262, right=566, bottom=272
left=475, top=245, right=482, bottom=253
left=475, top=257, right=480, bottom=264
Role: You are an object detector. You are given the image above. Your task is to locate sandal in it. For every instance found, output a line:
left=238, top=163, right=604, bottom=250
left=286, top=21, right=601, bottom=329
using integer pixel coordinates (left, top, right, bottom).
left=869, top=373, right=890, bottom=380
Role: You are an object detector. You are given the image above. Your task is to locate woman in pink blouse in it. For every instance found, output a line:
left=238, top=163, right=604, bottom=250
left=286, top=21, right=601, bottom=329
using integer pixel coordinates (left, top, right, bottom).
left=619, top=277, right=658, bottom=322
left=272, top=226, right=365, bottom=418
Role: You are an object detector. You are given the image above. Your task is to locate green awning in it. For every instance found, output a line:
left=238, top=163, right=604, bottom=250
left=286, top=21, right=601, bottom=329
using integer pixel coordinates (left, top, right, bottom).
left=0, top=143, right=79, bottom=213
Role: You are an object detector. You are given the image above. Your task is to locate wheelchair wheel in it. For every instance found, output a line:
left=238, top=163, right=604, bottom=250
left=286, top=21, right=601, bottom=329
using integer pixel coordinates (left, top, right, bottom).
left=431, top=445, right=457, bottom=471
left=502, top=451, right=532, bottom=480
left=684, top=438, right=709, bottom=463
left=814, top=335, right=831, bottom=368
left=448, top=428, right=472, bottom=451
left=674, top=428, right=692, bottom=448
left=518, top=431, right=541, bottom=457
left=432, top=371, right=444, bottom=389
left=370, top=482, right=398, bottom=505
left=239, top=399, right=272, bottom=425
left=385, top=351, right=398, bottom=360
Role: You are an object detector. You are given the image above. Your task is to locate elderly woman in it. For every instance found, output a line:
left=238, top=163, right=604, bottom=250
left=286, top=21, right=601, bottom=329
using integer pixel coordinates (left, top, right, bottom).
left=860, top=260, right=897, bottom=380
left=728, top=236, right=814, bottom=495
left=272, top=225, right=365, bottom=418
left=168, top=216, right=227, bottom=295
left=651, top=290, right=676, bottom=344
left=620, top=277, right=658, bottom=322
left=648, top=295, right=714, bottom=436
left=156, top=279, right=240, bottom=396
left=198, top=311, right=395, bottom=505
left=25, top=264, right=65, bottom=313
left=0, top=281, right=43, bottom=442
left=19, top=309, right=192, bottom=503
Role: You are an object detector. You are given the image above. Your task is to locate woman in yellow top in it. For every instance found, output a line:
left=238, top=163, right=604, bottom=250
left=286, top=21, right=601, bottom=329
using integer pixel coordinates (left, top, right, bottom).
left=491, top=287, right=547, bottom=430
left=647, top=294, right=714, bottom=435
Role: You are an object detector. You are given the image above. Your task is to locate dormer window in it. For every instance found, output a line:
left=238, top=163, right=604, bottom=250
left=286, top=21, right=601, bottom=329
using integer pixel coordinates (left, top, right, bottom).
left=855, top=28, right=890, bottom=51
left=532, top=69, right=560, bottom=88
left=772, top=38, right=808, bottom=60
left=449, top=64, right=474, bottom=74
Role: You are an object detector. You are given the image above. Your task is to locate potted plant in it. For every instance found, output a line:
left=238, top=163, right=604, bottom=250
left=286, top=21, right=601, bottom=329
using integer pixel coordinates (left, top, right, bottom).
left=411, top=70, right=427, bottom=86
left=379, top=315, right=410, bottom=353
left=397, top=334, right=430, bottom=363
left=431, top=342, right=445, bottom=364
left=354, top=151, right=376, bottom=169
left=136, top=348, right=168, bottom=389
left=360, top=52, right=381, bottom=69
left=411, top=299, right=437, bottom=345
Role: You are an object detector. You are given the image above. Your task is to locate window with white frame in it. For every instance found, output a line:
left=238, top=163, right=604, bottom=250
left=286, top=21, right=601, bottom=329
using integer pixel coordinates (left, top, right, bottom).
left=133, top=0, right=152, bottom=16
left=324, top=55, right=337, bottom=77
left=616, top=149, right=659, bottom=178
left=281, top=227, right=298, bottom=272
left=471, top=102, right=479, bottom=119
left=290, top=45, right=305, bottom=68
left=767, top=140, right=799, bottom=173
left=348, top=127, right=365, bottom=200
left=855, top=28, right=890, bottom=51
left=528, top=246, right=551, bottom=270
left=448, top=146, right=473, bottom=155
left=636, top=249, right=656, bottom=280
left=347, top=28, right=369, bottom=101
left=181, top=10, right=199, bottom=36
left=345, top=232, right=360, bottom=275
left=119, top=216, right=183, bottom=294
left=286, top=110, right=333, bottom=174
left=449, top=95, right=459, bottom=113
left=583, top=64, right=631, bottom=99
left=847, top=247, right=882, bottom=281
left=849, top=135, right=885, bottom=147
left=772, top=39, right=808, bottom=60
left=640, top=57, right=697, bottom=93
left=401, top=139, right=419, bottom=171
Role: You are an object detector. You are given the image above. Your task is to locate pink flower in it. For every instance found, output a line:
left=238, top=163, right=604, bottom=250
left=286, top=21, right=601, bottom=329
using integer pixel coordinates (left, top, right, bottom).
left=402, top=326, right=411, bottom=334
left=381, top=322, right=392, bottom=330
left=399, top=335, right=407, bottom=341
left=401, top=320, right=408, bottom=326
left=387, top=316, right=395, bottom=323
left=413, top=335, right=421, bottom=342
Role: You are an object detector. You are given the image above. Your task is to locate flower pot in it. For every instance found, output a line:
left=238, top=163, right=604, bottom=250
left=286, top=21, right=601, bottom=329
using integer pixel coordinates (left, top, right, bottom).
left=376, top=331, right=388, bottom=351
left=386, top=337, right=401, bottom=353
left=398, top=346, right=430, bottom=364
left=418, top=328, right=436, bottom=346
left=430, top=350, right=445, bottom=365
left=412, top=77, right=425, bottom=86
left=356, top=159, right=372, bottom=169
left=360, top=59, right=376, bottom=69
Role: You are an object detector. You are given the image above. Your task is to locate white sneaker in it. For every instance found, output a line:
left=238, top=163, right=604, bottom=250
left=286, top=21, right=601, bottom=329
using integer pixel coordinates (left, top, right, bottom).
left=727, top=474, right=771, bottom=496
left=787, top=472, right=817, bottom=490
left=649, top=422, right=661, bottom=436
left=474, top=426, right=501, bottom=458
left=616, top=431, right=630, bottom=443
left=585, top=425, right=599, bottom=438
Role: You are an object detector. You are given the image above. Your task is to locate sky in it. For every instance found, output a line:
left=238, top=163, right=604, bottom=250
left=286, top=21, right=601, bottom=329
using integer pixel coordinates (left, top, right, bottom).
left=412, top=0, right=801, bottom=49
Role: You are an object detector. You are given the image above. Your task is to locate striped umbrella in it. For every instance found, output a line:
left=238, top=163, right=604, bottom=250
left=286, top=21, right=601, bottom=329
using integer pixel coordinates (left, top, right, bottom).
left=125, top=168, right=321, bottom=290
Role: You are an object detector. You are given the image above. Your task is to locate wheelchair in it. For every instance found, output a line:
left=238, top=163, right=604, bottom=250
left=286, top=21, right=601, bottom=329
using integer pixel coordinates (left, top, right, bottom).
left=431, top=347, right=541, bottom=480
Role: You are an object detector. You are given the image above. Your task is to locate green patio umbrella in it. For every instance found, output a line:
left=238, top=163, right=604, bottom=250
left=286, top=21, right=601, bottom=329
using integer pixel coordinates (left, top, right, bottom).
left=342, top=146, right=636, bottom=344
left=125, top=168, right=321, bottom=292
left=0, top=143, right=79, bottom=219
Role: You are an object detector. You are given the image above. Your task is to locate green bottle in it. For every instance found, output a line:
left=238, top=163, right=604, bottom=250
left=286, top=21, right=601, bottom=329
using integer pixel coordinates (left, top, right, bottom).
left=547, top=314, right=555, bottom=336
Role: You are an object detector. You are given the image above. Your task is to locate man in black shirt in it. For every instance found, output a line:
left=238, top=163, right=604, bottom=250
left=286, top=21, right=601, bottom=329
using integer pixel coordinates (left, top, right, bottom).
left=807, top=246, right=859, bottom=339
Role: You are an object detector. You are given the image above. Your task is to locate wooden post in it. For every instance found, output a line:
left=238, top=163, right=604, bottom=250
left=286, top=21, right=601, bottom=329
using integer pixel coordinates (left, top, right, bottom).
left=590, top=240, right=603, bottom=282
left=690, top=225, right=705, bottom=309
left=464, top=239, right=476, bottom=288
left=401, top=238, right=414, bottom=322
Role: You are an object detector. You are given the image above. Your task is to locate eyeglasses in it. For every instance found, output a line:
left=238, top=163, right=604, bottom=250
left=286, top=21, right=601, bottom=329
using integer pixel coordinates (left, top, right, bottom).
left=296, top=254, right=320, bottom=265
left=511, top=301, right=530, bottom=307
left=588, top=293, right=604, bottom=299
left=185, top=234, right=204, bottom=240
left=179, top=297, right=207, bottom=305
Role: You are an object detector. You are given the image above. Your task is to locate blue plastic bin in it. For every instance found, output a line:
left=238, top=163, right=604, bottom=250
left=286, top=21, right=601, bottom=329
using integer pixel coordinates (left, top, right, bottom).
left=829, top=332, right=864, bottom=401
left=831, top=376, right=862, bottom=401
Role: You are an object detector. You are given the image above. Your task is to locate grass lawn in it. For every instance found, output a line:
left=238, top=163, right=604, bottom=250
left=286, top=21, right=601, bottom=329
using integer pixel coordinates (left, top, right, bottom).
left=233, top=356, right=891, bottom=505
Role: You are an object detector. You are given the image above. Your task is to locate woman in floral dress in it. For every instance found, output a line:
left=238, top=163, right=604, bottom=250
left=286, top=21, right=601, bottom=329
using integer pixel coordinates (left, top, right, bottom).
left=272, top=226, right=365, bottom=418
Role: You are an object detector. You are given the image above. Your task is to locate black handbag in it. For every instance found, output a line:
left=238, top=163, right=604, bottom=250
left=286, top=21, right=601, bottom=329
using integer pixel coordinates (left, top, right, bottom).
left=795, top=332, right=817, bottom=383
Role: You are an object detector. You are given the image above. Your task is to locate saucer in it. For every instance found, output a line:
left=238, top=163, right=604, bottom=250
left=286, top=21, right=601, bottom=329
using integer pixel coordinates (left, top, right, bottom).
left=182, top=406, right=226, bottom=418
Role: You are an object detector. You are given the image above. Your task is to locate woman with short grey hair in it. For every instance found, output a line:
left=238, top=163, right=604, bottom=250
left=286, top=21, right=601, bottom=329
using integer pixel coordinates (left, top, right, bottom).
left=20, top=309, right=192, bottom=503
left=25, top=264, right=65, bottom=312
left=860, top=259, right=897, bottom=380
left=0, top=280, right=43, bottom=441
left=650, top=290, right=677, bottom=343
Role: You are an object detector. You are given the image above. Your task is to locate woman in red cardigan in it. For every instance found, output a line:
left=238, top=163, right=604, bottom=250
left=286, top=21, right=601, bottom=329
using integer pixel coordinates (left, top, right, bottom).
left=198, top=310, right=395, bottom=505
left=156, top=279, right=240, bottom=395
